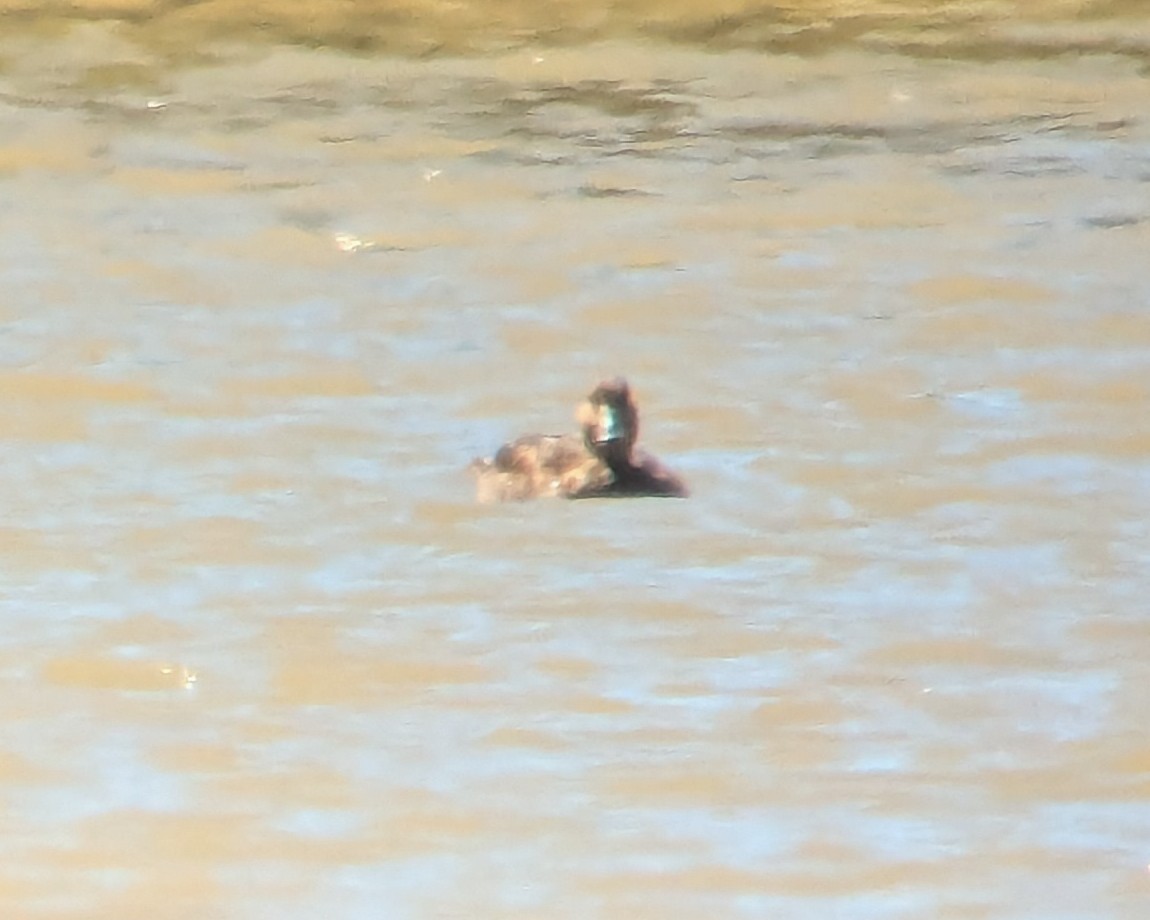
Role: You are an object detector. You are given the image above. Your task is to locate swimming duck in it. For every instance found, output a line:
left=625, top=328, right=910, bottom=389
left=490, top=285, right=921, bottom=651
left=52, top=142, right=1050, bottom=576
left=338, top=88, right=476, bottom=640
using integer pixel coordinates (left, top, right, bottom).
left=470, top=377, right=688, bottom=502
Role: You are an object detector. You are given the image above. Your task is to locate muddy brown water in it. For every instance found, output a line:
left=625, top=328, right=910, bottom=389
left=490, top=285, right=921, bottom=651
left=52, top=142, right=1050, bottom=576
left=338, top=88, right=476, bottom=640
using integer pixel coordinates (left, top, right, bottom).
left=1, top=11, right=1149, bottom=920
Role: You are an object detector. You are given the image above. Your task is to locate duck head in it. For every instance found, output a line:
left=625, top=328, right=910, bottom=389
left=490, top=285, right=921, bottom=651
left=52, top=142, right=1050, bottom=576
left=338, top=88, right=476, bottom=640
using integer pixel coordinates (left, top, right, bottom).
left=577, top=377, right=639, bottom=469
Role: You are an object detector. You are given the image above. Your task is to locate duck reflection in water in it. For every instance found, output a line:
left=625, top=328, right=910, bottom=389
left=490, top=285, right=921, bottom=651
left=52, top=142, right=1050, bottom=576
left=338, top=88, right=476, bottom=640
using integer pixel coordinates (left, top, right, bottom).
left=471, top=378, right=688, bottom=502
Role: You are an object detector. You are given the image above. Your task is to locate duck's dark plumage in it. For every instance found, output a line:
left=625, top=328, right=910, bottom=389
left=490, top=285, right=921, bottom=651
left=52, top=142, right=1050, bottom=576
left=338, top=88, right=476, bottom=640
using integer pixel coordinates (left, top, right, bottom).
left=470, top=378, right=688, bottom=503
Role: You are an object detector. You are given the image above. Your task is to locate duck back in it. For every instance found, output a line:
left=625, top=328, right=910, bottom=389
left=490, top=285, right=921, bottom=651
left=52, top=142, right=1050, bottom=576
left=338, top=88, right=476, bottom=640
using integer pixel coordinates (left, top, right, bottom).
left=470, top=434, right=612, bottom=503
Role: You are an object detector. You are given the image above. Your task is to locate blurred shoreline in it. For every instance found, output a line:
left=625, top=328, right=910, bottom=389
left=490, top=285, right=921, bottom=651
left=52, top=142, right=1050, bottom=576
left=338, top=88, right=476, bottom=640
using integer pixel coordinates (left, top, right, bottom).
left=2, top=0, right=1148, bottom=60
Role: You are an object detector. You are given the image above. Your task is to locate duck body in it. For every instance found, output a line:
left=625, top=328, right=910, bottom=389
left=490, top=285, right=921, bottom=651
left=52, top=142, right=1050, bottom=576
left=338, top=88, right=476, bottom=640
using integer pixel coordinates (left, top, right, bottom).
left=471, top=378, right=688, bottom=503
left=470, top=434, right=612, bottom=503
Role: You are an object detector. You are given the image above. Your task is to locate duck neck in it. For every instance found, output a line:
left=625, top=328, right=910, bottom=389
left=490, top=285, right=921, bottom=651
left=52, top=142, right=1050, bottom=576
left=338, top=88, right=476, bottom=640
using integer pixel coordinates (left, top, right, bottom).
left=596, top=438, right=635, bottom=476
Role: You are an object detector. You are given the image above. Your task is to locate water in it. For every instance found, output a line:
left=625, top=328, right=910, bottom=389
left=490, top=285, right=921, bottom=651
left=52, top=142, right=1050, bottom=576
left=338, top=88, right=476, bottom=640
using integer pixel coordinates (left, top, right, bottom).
left=1, top=13, right=1148, bottom=919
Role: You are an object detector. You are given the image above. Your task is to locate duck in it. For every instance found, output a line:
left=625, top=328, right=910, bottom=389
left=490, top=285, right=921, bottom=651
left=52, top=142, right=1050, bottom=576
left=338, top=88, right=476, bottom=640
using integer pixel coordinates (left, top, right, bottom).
left=470, top=377, right=688, bottom=502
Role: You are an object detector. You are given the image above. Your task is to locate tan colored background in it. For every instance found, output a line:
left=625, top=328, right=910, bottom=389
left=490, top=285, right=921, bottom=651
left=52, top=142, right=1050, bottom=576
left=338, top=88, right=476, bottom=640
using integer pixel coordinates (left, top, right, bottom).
left=1, top=5, right=1148, bottom=919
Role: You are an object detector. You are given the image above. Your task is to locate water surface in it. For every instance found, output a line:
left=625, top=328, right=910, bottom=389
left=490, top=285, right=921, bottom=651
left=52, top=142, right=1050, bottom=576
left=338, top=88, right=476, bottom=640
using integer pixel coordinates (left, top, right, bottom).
left=1, top=16, right=1149, bottom=920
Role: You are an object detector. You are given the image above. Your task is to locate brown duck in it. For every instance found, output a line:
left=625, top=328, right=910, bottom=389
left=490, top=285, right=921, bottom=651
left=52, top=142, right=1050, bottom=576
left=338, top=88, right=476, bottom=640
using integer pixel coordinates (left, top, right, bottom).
left=471, top=378, right=688, bottom=502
